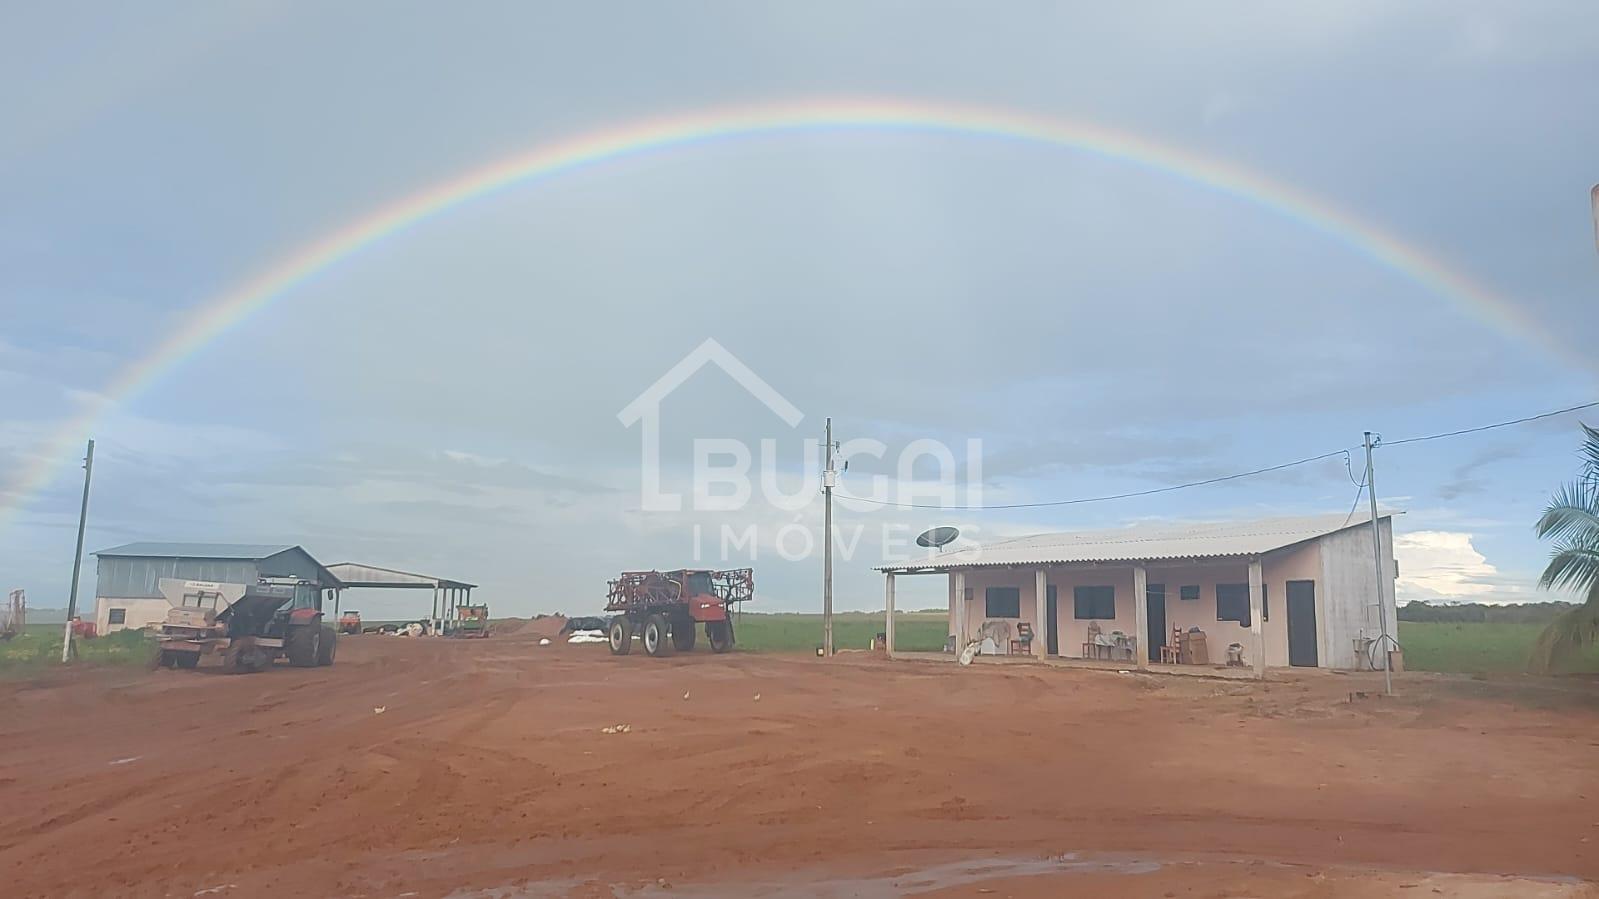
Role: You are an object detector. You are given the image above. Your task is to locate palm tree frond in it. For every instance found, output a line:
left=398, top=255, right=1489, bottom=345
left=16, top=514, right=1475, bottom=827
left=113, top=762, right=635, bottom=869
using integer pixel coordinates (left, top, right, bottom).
left=1528, top=583, right=1599, bottom=673
left=1580, top=424, right=1599, bottom=479
left=1535, top=480, right=1599, bottom=543
left=1530, top=425, right=1599, bottom=673
left=1538, top=543, right=1599, bottom=594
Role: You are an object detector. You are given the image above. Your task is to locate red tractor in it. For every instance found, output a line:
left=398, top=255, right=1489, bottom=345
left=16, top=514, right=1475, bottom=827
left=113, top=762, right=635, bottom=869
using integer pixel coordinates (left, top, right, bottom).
left=605, top=568, right=751, bottom=657
left=338, top=609, right=362, bottom=635
left=152, top=577, right=336, bottom=672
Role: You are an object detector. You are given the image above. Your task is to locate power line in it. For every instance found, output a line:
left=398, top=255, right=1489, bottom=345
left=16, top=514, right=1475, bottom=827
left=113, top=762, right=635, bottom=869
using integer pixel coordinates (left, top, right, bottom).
left=841, top=397, right=1599, bottom=513
left=1381, top=400, right=1599, bottom=448
left=1342, top=451, right=1363, bottom=486
left=1342, top=479, right=1367, bottom=527
left=843, top=448, right=1353, bottom=511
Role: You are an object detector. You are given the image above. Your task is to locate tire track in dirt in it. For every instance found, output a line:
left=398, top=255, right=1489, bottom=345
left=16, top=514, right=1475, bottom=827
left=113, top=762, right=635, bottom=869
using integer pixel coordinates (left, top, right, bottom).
left=2, top=638, right=1597, bottom=897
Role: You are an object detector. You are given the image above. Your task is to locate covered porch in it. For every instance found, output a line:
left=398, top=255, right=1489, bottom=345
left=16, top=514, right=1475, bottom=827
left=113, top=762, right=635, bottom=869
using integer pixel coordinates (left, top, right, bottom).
left=890, top=649, right=1263, bottom=679
left=876, top=513, right=1401, bottom=677
left=881, top=546, right=1323, bottom=680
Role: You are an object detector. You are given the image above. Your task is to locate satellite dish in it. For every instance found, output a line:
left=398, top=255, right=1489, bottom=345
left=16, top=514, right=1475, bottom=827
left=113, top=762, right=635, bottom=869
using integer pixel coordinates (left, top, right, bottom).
left=916, top=526, right=960, bottom=550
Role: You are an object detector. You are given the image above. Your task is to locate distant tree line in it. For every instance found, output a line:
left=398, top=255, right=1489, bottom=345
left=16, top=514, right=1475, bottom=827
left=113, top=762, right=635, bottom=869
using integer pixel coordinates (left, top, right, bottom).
left=1399, top=600, right=1576, bottom=624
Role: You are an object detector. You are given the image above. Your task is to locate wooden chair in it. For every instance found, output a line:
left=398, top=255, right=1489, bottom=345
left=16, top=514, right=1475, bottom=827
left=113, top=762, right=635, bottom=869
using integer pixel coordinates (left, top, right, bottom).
left=1010, top=622, right=1035, bottom=656
left=1081, top=621, right=1102, bottom=659
left=1159, top=624, right=1183, bottom=664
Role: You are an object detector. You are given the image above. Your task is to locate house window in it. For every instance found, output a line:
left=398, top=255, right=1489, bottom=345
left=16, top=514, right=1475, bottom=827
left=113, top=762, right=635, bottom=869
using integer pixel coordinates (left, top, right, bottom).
left=1180, top=585, right=1200, bottom=601
left=984, top=587, right=1020, bottom=618
left=1073, top=585, right=1116, bottom=620
left=108, top=608, right=127, bottom=625
left=1216, top=584, right=1251, bottom=627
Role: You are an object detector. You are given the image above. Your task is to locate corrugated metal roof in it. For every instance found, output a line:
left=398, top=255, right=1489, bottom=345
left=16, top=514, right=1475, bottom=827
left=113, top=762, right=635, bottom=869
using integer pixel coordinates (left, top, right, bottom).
left=325, top=562, right=477, bottom=589
left=95, top=542, right=298, bottom=559
left=878, top=512, right=1394, bottom=571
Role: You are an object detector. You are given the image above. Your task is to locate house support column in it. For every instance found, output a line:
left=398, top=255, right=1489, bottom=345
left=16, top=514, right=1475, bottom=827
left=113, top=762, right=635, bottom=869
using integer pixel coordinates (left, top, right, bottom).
left=947, top=573, right=957, bottom=648
left=1248, top=557, right=1265, bottom=680
left=1033, top=569, right=1048, bottom=658
left=1132, top=563, right=1149, bottom=669
left=952, top=570, right=966, bottom=649
left=884, top=573, right=896, bottom=657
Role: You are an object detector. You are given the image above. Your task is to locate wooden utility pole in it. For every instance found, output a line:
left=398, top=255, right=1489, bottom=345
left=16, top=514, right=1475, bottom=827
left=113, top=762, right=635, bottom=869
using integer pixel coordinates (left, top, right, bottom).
left=60, top=439, right=94, bottom=663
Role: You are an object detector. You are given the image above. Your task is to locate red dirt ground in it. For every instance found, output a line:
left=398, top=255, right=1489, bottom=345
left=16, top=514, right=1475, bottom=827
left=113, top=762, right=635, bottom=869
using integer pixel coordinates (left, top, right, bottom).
left=2, top=631, right=1597, bottom=898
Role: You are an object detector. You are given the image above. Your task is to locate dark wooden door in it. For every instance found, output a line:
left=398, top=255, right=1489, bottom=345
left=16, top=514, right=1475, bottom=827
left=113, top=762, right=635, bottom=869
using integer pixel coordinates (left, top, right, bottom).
left=1286, top=580, right=1318, bottom=667
left=1045, top=586, right=1058, bottom=655
left=1146, top=583, right=1167, bottom=655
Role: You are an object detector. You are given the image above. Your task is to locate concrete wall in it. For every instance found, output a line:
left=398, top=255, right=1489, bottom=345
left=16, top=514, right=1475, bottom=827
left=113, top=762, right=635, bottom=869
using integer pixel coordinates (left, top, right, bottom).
left=95, top=598, right=171, bottom=634
left=945, top=537, right=1349, bottom=669
left=94, top=557, right=262, bottom=634
left=956, top=566, right=1140, bottom=657
left=1145, top=545, right=1318, bottom=669
left=1264, top=540, right=1323, bottom=666
left=1318, top=518, right=1398, bottom=669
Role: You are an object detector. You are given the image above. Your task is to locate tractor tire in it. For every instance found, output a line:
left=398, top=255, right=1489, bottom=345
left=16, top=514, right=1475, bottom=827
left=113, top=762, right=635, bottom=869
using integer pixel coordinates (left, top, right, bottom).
left=174, top=651, right=199, bottom=669
left=225, top=643, right=268, bottom=673
left=608, top=617, right=632, bottom=655
left=707, top=620, right=734, bottom=654
left=671, top=616, right=697, bottom=652
left=317, top=624, right=337, bottom=666
left=285, top=623, right=320, bottom=668
left=643, top=613, right=674, bottom=657
left=153, top=648, right=176, bottom=669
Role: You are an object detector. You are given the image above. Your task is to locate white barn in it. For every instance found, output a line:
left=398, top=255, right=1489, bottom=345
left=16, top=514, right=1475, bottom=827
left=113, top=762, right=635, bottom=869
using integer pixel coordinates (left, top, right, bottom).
left=878, top=512, right=1398, bottom=675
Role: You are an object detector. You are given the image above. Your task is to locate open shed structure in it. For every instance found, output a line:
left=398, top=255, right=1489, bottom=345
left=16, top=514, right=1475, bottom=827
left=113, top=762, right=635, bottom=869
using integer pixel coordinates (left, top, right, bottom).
left=324, top=563, right=479, bottom=625
left=877, top=512, right=1399, bottom=678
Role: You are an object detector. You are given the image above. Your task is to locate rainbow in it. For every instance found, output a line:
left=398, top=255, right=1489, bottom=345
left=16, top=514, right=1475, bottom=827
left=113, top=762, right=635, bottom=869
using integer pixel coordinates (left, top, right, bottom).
left=3, top=97, right=1572, bottom=523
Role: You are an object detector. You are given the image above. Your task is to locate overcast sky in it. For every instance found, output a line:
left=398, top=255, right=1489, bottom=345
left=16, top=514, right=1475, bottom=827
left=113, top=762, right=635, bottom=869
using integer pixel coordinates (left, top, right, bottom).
left=3, top=2, right=1597, bottom=619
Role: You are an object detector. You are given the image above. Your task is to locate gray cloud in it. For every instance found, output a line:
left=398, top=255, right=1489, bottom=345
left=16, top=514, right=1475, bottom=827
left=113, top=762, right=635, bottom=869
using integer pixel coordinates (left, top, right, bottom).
left=2, top=2, right=1596, bottom=612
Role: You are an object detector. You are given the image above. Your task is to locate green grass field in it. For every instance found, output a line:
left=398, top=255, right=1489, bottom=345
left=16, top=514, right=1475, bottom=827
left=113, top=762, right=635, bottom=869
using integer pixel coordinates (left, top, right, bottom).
left=730, top=611, right=948, bottom=653
left=735, top=615, right=1599, bottom=674
left=8, top=616, right=1598, bottom=677
left=0, top=623, right=153, bottom=676
left=1398, top=621, right=1599, bottom=675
